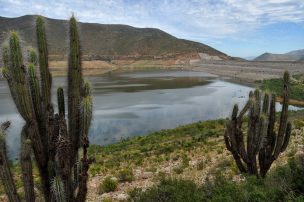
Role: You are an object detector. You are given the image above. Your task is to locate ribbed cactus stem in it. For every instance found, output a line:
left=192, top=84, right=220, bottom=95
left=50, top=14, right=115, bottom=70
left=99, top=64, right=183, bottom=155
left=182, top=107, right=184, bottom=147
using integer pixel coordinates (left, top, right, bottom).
left=2, top=46, right=9, bottom=68
left=81, top=81, right=93, bottom=138
left=51, top=176, right=66, bottom=202
left=268, top=94, right=276, bottom=150
left=21, top=125, right=35, bottom=202
left=0, top=122, right=20, bottom=202
left=262, top=93, right=269, bottom=114
left=36, top=16, right=52, bottom=106
left=273, top=71, right=290, bottom=159
left=8, top=33, right=34, bottom=121
left=68, top=16, right=83, bottom=158
left=57, top=87, right=65, bottom=117
left=28, top=64, right=42, bottom=121
left=9, top=32, right=24, bottom=82
left=281, top=122, right=292, bottom=152
left=28, top=48, right=38, bottom=65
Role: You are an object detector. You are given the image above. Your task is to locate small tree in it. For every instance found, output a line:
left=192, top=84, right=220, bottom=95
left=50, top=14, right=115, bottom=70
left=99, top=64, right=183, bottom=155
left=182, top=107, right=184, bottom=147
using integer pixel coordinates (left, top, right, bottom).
left=224, top=72, right=291, bottom=178
left=1, top=16, right=93, bottom=201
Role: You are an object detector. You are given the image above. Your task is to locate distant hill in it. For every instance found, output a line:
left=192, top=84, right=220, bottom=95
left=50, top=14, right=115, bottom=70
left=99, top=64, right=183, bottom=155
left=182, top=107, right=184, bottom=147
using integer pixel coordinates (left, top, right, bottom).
left=286, top=49, right=304, bottom=58
left=254, top=49, right=304, bottom=62
left=0, top=15, right=229, bottom=62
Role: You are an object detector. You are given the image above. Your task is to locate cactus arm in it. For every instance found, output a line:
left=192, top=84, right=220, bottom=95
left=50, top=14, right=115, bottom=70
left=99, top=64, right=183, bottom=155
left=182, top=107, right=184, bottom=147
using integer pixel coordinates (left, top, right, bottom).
left=273, top=71, right=290, bottom=159
left=36, top=16, right=52, bottom=106
left=21, top=125, right=35, bottom=202
left=27, top=120, right=50, bottom=199
left=76, top=81, right=93, bottom=201
left=262, top=93, right=270, bottom=114
left=80, top=81, right=93, bottom=137
left=2, top=46, right=10, bottom=67
left=246, top=99, right=255, bottom=159
left=224, top=124, right=247, bottom=173
left=281, top=122, right=292, bottom=152
left=28, top=48, right=38, bottom=65
left=2, top=67, right=21, bottom=114
left=57, top=87, right=65, bottom=117
left=28, top=64, right=42, bottom=122
left=68, top=16, right=83, bottom=158
left=8, top=33, right=35, bottom=121
left=0, top=122, right=20, bottom=202
left=51, top=176, right=67, bottom=202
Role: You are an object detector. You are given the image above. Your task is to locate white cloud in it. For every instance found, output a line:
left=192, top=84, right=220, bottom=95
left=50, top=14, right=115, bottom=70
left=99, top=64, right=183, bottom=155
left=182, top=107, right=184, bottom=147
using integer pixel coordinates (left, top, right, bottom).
left=0, top=0, right=303, bottom=41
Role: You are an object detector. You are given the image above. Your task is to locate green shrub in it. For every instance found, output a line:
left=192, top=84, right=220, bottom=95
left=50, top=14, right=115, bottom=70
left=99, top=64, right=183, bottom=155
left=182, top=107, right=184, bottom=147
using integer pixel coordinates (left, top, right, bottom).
left=293, top=119, right=304, bottom=129
left=129, top=178, right=203, bottom=202
left=268, top=155, right=304, bottom=198
left=130, top=161, right=304, bottom=202
left=197, top=160, right=204, bottom=170
left=201, top=174, right=285, bottom=202
left=117, top=168, right=134, bottom=182
left=173, top=166, right=184, bottom=174
left=101, top=198, right=113, bottom=202
left=128, top=187, right=143, bottom=201
left=181, top=155, right=190, bottom=168
left=98, top=177, right=118, bottom=194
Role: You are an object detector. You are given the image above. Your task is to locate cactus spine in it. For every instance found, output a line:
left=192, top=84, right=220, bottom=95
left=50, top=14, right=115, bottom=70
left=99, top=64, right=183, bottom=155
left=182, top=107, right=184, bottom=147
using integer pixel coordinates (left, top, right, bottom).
left=224, top=71, right=291, bottom=178
left=1, top=16, right=93, bottom=201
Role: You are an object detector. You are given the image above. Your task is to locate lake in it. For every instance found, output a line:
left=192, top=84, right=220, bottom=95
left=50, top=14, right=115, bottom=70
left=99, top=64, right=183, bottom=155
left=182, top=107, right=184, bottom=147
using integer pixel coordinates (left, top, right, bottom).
left=0, top=70, right=299, bottom=158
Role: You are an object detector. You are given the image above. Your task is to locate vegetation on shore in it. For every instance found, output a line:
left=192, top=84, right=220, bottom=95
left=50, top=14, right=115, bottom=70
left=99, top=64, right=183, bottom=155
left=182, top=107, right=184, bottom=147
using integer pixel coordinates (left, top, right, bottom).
left=259, top=74, right=304, bottom=102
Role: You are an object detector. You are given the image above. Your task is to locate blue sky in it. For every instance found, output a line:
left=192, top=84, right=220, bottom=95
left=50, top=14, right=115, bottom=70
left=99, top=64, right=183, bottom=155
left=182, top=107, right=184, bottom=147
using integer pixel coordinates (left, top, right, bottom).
left=0, top=0, right=303, bottom=58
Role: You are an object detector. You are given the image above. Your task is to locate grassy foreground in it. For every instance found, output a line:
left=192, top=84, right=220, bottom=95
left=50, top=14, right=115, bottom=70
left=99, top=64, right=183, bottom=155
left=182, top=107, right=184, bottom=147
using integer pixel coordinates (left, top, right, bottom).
left=85, top=110, right=304, bottom=201
left=1, top=111, right=304, bottom=201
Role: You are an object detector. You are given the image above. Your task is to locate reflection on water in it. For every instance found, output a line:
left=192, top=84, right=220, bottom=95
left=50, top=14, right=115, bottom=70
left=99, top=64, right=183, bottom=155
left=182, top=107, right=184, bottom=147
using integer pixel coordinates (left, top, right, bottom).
left=0, top=70, right=299, bottom=158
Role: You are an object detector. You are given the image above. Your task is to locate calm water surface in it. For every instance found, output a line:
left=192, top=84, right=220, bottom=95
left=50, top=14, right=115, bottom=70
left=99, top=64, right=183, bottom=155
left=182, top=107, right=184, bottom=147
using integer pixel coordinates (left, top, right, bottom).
left=0, top=70, right=298, bottom=158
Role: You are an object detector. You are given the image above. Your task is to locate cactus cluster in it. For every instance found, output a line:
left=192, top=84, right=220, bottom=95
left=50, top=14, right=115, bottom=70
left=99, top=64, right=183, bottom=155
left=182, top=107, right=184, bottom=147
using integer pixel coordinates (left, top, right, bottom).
left=0, top=16, right=93, bottom=201
left=224, top=71, right=291, bottom=178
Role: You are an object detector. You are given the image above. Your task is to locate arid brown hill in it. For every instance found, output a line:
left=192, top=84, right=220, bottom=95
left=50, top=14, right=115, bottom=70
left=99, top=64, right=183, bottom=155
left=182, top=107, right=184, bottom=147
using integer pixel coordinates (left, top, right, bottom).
left=0, top=15, right=229, bottom=62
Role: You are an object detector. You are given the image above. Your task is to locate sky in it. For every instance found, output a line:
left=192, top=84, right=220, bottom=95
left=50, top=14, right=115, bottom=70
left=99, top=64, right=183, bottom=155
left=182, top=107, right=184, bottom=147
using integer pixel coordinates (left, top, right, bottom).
left=0, top=0, right=303, bottom=58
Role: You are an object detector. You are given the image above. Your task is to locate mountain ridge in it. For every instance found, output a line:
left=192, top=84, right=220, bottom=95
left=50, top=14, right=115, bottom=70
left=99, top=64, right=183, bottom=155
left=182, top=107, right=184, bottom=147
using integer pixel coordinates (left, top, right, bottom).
left=254, top=49, right=304, bottom=62
left=0, top=15, right=230, bottom=62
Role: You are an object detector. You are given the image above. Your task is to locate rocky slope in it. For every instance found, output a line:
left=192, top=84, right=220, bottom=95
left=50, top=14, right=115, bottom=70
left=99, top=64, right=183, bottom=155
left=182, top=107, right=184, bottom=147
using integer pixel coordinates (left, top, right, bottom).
left=0, top=15, right=229, bottom=67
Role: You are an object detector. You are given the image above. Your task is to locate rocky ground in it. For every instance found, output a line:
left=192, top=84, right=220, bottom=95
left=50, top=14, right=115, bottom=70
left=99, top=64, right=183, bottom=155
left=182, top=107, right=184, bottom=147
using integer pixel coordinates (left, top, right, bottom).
left=86, top=120, right=304, bottom=202
left=187, top=60, right=304, bottom=83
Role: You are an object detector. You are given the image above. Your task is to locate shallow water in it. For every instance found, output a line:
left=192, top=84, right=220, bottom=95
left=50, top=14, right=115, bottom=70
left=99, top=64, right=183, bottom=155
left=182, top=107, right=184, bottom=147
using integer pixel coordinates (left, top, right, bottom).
left=0, top=70, right=299, bottom=158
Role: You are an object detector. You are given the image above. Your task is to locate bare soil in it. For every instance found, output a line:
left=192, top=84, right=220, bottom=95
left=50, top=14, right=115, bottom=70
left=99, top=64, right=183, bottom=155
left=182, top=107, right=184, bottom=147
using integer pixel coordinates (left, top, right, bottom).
left=187, top=60, right=304, bottom=83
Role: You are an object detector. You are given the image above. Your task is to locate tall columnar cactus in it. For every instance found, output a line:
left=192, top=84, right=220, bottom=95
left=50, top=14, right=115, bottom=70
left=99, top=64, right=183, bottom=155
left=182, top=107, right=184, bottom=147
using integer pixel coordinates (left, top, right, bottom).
left=0, top=16, right=93, bottom=201
left=224, top=71, right=291, bottom=178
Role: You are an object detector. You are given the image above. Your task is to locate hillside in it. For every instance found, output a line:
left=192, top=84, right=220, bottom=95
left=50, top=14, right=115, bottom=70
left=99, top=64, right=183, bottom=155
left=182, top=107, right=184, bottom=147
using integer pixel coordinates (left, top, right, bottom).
left=0, top=15, right=229, bottom=64
left=254, top=49, right=304, bottom=62
left=2, top=110, right=303, bottom=201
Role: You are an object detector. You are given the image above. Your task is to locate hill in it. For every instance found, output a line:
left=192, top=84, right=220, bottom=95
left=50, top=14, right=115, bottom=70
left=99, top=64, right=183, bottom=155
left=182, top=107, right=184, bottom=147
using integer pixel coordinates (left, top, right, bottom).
left=0, top=15, right=229, bottom=64
left=286, top=49, right=304, bottom=58
left=254, top=49, right=304, bottom=62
